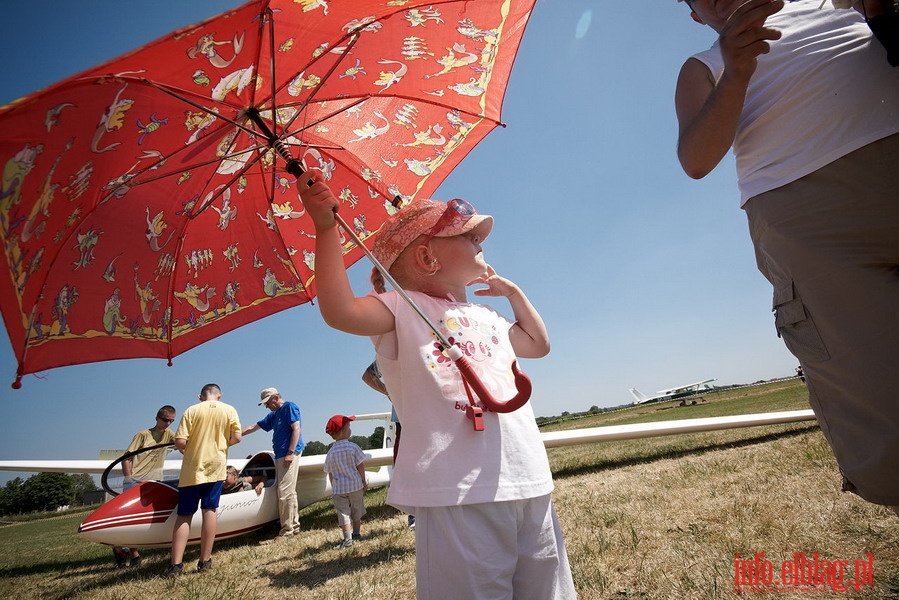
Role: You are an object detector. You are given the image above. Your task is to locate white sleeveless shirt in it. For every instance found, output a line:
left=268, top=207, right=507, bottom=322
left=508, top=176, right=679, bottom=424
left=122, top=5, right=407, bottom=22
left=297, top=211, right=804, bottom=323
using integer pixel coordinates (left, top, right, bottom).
left=690, top=0, right=899, bottom=205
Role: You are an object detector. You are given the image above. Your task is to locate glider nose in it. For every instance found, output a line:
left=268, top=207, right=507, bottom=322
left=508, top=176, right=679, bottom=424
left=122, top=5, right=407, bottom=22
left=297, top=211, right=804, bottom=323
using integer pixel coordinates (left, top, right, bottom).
left=78, top=481, right=178, bottom=546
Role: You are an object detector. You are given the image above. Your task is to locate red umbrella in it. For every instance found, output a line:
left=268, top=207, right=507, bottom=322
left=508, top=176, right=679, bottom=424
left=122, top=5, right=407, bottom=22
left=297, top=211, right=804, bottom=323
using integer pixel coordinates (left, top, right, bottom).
left=0, top=0, right=537, bottom=388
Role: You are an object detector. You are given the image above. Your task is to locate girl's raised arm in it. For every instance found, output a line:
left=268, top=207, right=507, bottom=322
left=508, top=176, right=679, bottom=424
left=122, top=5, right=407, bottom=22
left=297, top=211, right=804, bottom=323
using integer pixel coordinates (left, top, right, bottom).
left=299, top=171, right=394, bottom=336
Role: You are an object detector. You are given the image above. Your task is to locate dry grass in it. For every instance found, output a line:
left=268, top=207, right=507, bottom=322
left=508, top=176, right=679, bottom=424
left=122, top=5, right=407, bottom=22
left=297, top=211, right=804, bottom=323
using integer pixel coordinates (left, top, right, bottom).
left=553, top=430, right=899, bottom=599
left=2, top=380, right=898, bottom=599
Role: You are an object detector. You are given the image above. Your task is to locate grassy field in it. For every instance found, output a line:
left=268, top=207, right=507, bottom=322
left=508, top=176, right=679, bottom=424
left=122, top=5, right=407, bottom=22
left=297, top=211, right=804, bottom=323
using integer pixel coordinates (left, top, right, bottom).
left=2, top=379, right=897, bottom=599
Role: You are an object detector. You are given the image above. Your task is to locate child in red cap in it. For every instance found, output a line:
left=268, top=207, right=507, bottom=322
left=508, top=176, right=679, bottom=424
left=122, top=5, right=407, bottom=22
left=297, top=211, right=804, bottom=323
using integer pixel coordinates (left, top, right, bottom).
left=323, top=415, right=367, bottom=549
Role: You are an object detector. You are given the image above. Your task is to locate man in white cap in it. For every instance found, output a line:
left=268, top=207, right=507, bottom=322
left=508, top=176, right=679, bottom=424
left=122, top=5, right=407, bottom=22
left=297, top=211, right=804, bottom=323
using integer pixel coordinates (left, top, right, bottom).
left=242, top=387, right=305, bottom=537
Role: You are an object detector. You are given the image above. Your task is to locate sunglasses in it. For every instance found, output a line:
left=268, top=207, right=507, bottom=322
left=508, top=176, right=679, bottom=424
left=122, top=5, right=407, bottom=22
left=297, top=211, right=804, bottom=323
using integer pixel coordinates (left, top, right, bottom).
left=158, top=416, right=175, bottom=423
left=420, top=198, right=477, bottom=247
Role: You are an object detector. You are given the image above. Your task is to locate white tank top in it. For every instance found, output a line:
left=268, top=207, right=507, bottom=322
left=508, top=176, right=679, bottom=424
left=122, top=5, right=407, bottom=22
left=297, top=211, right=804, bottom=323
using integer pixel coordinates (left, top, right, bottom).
left=690, top=0, right=899, bottom=205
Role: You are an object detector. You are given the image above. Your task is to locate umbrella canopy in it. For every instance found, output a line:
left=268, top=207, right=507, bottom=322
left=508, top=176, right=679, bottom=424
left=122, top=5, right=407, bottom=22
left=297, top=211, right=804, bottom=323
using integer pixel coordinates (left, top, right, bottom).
left=0, top=0, right=536, bottom=387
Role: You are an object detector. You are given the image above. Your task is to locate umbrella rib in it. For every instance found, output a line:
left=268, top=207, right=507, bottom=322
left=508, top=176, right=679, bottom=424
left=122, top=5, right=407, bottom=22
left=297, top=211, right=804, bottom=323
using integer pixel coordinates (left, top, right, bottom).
left=142, top=79, right=260, bottom=139
left=265, top=7, right=279, bottom=135
left=279, top=93, right=502, bottom=139
left=92, top=75, right=243, bottom=118
left=131, top=145, right=264, bottom=188
left=192, top=150, right=270, bottom=220
left=282, top=97, right=369, bottom=139
left=277, top=33, right=362, bottom=135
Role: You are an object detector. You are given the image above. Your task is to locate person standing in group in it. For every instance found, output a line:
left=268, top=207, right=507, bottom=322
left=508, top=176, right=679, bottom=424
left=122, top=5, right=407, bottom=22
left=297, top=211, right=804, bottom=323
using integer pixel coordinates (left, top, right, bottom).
left=113, top=405, right=176, bottom=568
left=362, top=359, right=414, bottom=529
left=362, top=360, right=401, bottom=457
left=323, top=414, right=368, bottom=549
left=674, top=0, right=899, bottom=514
left=301, top=172, right=576, bottom=599
left=241, top=387, right=305, bottom=537
left=167, top=383, right=241, bottom=577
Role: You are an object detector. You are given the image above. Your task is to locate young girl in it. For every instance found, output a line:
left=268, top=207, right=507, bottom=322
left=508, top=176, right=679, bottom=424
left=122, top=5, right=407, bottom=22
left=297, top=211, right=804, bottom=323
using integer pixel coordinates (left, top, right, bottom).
left=300, top=171, right=576, bottom=599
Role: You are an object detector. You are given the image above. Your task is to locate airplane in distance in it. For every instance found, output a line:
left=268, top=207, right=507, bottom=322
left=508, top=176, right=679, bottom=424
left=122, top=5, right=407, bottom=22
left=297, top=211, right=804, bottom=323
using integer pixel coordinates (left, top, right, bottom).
left=628, top=378, right=717, bottom=405
left=0, top=404, right=817, bottom=554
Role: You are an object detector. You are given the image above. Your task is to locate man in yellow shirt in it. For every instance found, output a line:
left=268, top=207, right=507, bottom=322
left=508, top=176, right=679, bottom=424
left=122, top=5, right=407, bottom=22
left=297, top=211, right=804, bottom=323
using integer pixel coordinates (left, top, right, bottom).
left=167, top=384, right=241, bottom=577
left=114, top=405, right=176, bottom=568
left=122, top=405, right=177, bottom=488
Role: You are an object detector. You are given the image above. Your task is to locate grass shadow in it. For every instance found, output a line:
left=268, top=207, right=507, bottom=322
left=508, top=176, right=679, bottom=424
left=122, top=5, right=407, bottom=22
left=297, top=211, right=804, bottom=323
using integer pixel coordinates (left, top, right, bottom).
left=297, top=495, right=401, bottom=532
left=267, top=534, right=414, bottom=590
left=0, top=555, right=110, bottom=579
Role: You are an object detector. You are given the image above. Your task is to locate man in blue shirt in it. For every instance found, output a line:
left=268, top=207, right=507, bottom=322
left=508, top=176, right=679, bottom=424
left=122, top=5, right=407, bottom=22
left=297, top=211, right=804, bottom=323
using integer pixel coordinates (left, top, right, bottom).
left=242, top=387, right=305, bottom=537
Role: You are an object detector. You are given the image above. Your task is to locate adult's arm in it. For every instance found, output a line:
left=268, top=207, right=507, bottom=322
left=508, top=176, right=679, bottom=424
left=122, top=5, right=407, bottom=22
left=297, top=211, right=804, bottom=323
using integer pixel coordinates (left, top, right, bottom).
left=676, top=0, right=784, bottom=178
left=282, top=420, right=301, bottom=467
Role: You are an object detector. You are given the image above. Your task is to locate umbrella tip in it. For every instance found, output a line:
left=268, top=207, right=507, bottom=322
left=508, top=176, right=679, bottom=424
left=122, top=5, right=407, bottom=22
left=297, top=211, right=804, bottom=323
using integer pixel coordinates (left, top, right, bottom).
left=11, top=374, right=22, bottom=390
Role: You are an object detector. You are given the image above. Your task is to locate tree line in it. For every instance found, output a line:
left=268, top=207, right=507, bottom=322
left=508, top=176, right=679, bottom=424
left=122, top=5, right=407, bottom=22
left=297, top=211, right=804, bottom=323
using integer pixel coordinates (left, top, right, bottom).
left=0, top=473, right=97, bottom=516
left=303, top=426, right=385, bottom=456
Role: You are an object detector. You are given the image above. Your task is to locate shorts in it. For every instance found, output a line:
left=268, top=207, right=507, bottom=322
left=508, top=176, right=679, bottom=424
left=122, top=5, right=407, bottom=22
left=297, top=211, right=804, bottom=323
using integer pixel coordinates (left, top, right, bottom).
left=332, top=489, right=366, bottom=526
left=177, top=481, right=224, bottom=516
left=414, top=495, right=576, bottom=599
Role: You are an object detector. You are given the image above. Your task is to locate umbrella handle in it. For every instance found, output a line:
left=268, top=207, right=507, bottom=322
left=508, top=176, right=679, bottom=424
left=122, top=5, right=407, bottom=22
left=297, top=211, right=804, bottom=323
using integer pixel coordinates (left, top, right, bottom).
left=447, top=346, right=532, bottom=414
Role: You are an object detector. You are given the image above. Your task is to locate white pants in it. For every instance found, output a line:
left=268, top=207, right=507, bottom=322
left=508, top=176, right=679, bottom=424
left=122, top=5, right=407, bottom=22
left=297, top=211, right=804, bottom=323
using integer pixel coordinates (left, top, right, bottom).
left=415, top=495, right=576, bottom=600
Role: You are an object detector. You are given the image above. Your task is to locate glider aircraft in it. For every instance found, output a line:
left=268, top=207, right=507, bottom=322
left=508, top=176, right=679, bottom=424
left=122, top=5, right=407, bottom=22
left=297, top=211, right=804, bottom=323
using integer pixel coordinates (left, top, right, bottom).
left=0, top=407, right=816, bottom=550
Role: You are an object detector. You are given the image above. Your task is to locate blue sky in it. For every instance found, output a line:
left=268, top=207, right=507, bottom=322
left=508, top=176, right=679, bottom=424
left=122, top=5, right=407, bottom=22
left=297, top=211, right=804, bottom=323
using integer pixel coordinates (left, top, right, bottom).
left=0, top=1, right=800, bottom=477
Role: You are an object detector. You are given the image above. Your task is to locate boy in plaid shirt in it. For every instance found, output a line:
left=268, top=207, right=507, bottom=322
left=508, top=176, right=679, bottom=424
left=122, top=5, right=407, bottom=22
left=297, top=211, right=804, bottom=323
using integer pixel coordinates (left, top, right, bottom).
left=323, top=415, right=368, bottom=548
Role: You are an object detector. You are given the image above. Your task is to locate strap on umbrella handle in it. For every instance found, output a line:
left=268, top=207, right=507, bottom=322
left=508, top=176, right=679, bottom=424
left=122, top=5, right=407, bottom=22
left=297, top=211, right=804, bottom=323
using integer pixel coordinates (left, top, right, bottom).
left=282, top=157, right=533, bottom=424
left=450, top=344, right=532, bottom=414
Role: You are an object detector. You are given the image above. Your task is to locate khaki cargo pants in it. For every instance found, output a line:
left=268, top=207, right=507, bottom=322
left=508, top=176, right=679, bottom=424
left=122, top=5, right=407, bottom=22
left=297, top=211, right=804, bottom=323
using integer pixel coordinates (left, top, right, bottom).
left=745, top=132, right=899, bottom=506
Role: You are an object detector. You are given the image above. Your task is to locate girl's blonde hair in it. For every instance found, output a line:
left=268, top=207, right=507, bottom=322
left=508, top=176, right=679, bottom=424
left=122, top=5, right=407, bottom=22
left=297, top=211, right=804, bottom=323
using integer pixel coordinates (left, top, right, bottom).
left=370, top=235, right=432, bottom=294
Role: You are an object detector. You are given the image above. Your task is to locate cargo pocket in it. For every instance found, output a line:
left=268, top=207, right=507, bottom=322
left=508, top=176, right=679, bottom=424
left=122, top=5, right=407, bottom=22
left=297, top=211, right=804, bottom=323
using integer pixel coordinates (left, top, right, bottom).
left=772, top=280, right=830, bottom=363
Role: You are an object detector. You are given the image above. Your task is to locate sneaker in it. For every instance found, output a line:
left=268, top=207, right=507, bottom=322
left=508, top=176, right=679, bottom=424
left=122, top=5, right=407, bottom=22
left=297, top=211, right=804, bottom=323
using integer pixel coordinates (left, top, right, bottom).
left=408, top=515, right=416, bottom=530
left=113, top=547, right=128, bottom=568
left=129, top=554, right=142, bottom=568
left=334, top=538, right=354, bottom=549
left=352, top=533, right=362, bottom=541
left=197, top=558, right=212, bottom=573
left=165, top=563, right=183, bottom=578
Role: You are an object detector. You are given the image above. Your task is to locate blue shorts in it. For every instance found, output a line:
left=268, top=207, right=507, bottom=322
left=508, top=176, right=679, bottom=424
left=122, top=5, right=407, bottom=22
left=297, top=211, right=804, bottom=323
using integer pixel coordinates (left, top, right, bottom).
left=177, top=481, right=224, bottom=516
